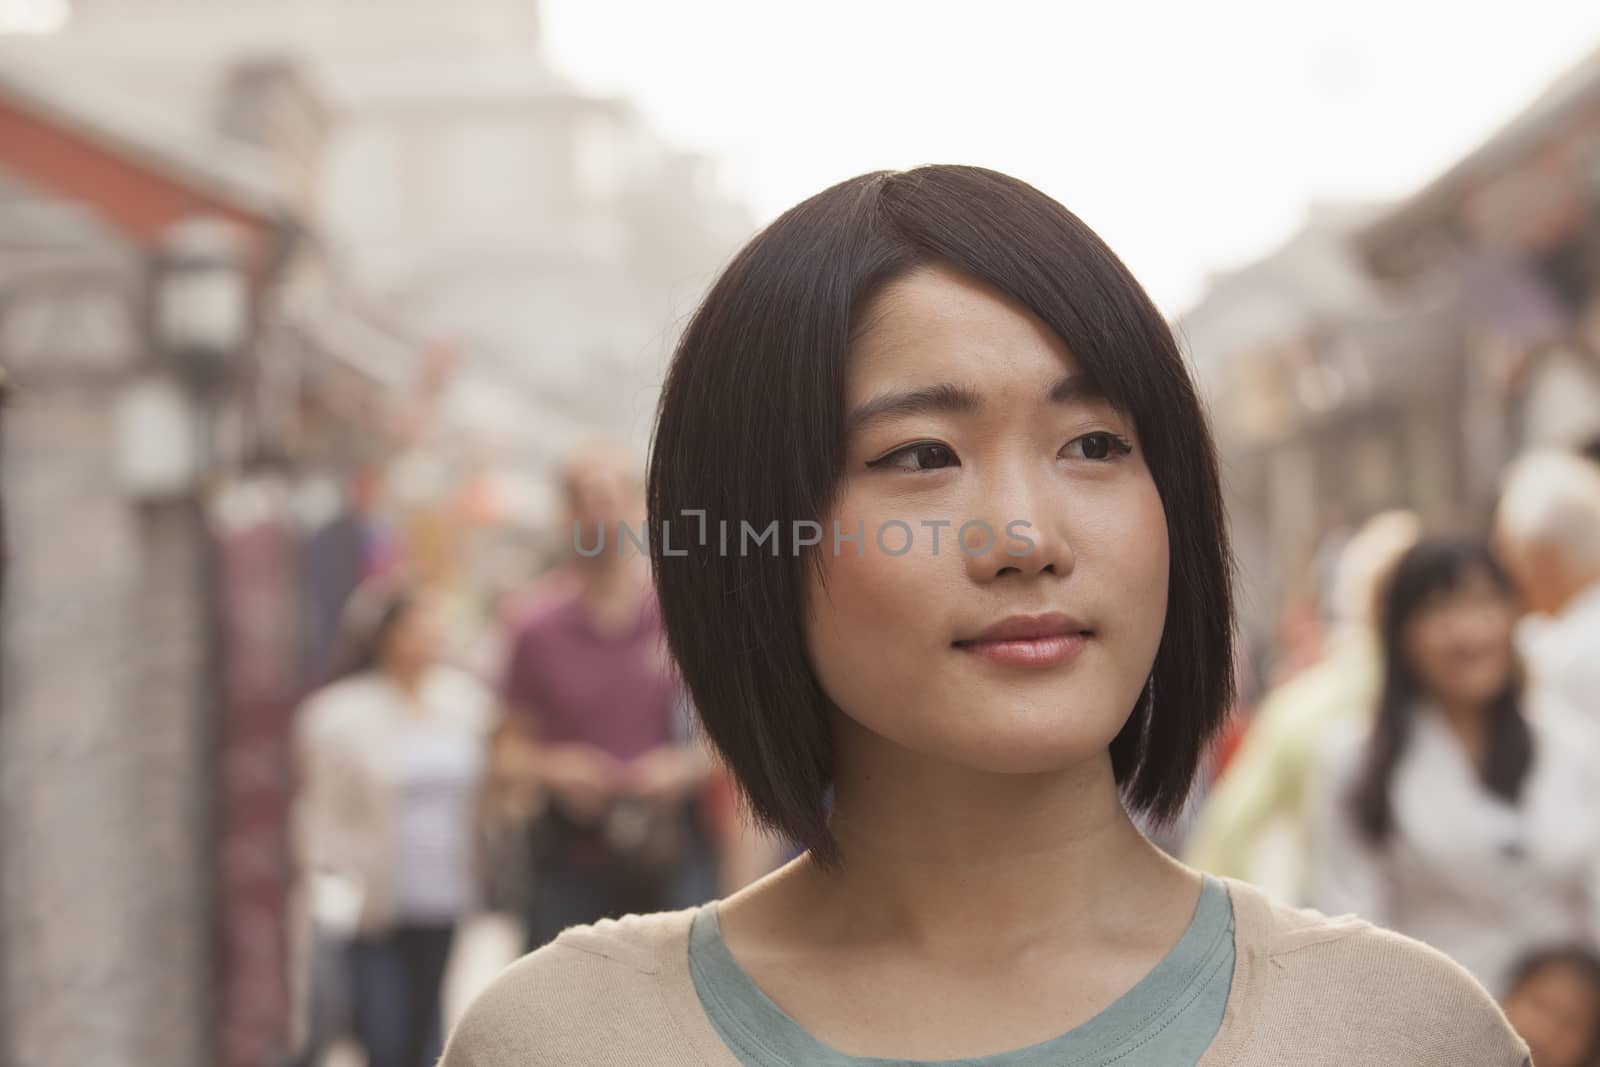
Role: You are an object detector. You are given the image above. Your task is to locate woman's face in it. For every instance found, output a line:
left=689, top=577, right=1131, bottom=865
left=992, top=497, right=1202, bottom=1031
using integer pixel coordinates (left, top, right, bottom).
left=1402, top=568, right=1517, bottom=710
left=802, top=265, right=1169, bottom=776
left=567, top=452, right=643, bottom=541
left=383, top=595, right=442, bottom=674
left=1503, top=964, right=1600, bottom=1067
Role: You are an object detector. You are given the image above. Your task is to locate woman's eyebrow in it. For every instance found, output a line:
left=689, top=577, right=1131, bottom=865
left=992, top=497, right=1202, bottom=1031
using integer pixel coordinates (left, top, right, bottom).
left=1048, top=372, right=1105, bottom=406
left=846, top=373, right=1104, bottom=435
left=846, top=382, right=980, bottom=435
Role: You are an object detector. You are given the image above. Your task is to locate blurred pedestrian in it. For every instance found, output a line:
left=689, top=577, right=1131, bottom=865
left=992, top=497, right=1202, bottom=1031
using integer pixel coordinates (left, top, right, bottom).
left=291, top=577, right=497, bottom=1067
left=1184, top=510, right=1421, bottom=898
left=1494, top=448, right=1600, bottom=720
left=1309, top=537, right=1600, bottom=997
left=495, top=444, right=718, bottom=953
left=1501, top=945, right=1600, bottom=1067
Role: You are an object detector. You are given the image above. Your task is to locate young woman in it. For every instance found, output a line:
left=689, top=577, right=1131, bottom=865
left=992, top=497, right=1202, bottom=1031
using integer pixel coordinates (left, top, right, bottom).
left=292, top=578, right=497, bottom=1067
left=444, top=166, right=1530, bottom=1065
left=1310, top=538, right=1600, bottom=999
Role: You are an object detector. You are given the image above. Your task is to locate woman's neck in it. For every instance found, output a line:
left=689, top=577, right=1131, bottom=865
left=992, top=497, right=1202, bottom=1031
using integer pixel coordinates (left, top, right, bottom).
left=576, top=554, right=650, bottom=635
left=382, top=662, right=428, bottom=702
left=755, top=747, right=1197, bottom=961
left=1430, top=697, right=1490, bottom=767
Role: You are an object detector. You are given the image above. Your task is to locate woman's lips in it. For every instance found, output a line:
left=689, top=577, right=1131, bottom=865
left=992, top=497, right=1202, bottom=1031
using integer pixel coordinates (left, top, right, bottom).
left=953, top=632, right=1091, bottom=668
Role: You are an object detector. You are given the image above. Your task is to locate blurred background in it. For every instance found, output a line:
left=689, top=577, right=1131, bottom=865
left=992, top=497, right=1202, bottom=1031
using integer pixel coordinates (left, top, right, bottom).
left=3, top=2, right=1600, bottom=1066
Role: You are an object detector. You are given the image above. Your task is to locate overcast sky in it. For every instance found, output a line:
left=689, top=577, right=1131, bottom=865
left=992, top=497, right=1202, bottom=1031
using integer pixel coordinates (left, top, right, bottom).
left=542, top=1, right=1600, bottom=313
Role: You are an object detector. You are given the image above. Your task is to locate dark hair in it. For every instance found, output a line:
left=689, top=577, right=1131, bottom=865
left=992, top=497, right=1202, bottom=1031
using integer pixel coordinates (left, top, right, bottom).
left=647, top=165, right=1236, bottom=871
left=1581, top=433, right=1600, bottom=468
left=1348, top=537, right=1532, bottom=844
left=324, top=580, right=419, bottom=685
left=1505, top=943, right=1600, bottom=1065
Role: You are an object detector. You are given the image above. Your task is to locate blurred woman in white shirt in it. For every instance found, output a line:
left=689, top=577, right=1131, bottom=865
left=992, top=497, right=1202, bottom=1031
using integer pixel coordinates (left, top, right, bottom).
left=1310, top=536, right=1600, bottom=999
left=292, top=578, right=497, bottom=1067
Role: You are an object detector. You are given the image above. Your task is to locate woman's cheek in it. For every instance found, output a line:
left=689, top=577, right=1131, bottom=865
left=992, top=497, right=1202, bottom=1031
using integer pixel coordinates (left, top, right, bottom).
left=1090, top=479, right=1169, bottom=599
left=810, top=510, right=931, bottom=640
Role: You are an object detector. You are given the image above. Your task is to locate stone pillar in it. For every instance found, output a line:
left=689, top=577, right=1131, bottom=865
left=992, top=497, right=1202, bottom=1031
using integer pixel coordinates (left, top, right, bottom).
left=0, top=382, right=212, bottom=1067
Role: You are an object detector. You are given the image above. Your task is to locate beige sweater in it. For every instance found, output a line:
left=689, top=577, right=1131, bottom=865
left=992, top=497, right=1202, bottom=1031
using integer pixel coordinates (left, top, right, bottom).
left=441, top=875, right=1530, bottom=1066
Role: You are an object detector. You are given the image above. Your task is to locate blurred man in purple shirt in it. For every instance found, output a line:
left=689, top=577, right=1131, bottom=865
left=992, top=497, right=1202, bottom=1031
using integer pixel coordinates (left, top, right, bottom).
left=497, top=445, right=716, bottom=950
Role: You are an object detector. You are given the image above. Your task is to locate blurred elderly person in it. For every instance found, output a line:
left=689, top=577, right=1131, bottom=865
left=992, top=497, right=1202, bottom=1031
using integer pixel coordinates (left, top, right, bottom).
left=1494, top=448, right=1600, bottom=719
left=1183, top=509, right=1421, bottom=899
left=1309, top=537, right=1600, bottom=999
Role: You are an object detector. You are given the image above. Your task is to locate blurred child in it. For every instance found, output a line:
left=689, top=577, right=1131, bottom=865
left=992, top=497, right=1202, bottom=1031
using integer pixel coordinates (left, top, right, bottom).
left=1502, top=945, right=1600, bottom=1067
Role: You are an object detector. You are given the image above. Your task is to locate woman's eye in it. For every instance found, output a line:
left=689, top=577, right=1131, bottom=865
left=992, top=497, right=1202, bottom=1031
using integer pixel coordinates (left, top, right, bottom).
left=871, top=443, right=959, bottom=472
left=1062, top=432, right=1132, bottom=462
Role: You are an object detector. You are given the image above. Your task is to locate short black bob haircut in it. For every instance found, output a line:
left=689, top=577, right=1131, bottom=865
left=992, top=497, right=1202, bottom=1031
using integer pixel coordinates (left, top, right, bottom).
left=647, top=165, right=1235, bottom=871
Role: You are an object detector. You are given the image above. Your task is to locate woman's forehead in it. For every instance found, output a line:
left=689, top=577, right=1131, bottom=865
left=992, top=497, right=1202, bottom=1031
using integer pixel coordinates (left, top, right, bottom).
left=848, top=266, right=1081, bottom=391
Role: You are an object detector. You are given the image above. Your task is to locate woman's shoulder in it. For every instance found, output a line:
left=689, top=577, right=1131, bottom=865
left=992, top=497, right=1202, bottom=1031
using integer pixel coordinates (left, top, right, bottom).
left=1228, top=880, right=1528, bottom=1064
left=440, top=907, right=703, bottom=1066
left=296, top=676, right=384, bottom=737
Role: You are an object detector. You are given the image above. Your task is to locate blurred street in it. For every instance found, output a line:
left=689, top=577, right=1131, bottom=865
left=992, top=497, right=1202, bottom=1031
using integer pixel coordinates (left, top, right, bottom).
left=1, top=3, right=1600, bottom=1067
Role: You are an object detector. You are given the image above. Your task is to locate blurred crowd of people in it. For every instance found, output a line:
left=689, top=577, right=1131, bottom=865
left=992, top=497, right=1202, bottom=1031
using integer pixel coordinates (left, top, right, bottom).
left=1184, top=436, right=1600, bottom=1067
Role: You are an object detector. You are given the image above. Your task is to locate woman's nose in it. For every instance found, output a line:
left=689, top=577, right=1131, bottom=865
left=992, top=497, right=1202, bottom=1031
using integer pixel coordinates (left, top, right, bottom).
left=961, top=465, right=1075, bottom=582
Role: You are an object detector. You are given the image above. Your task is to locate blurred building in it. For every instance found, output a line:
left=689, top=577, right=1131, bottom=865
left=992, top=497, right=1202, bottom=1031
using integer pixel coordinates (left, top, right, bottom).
left=0, top=6, right=756, bottom=1067
left=1, top=0, right=757, bottom=524
left=1179, top=203, right=1467, bottom=675
left=1355, top=44, right=1600, bottom=477
left=0, top=61, right=465, bottom=1067
left=1180, top=203, right=1383, bottom=652
left=0, top=65, right=285, bottom=1067
left=1181, top=45, right=1600, bottom=683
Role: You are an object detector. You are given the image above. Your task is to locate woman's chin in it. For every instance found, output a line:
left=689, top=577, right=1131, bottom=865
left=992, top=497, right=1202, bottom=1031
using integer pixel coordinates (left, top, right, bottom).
left=917, top=723, right=1121, bottom=777
left=834, top=693, right=1133, bottom=776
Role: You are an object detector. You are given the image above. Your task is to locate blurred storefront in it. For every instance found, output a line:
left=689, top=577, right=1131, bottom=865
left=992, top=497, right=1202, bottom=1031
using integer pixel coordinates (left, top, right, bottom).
left=0, top=66, right=288, bottom=1067
left=0, top=66, right=474, bottom=1067
left=1, top=16, right=749, bottom=1055
left=1355, top=44, right=1600, bottom=497
left=1179, top=204, right=1470, bottom=684
left=0, top=0, right=758, bottom=491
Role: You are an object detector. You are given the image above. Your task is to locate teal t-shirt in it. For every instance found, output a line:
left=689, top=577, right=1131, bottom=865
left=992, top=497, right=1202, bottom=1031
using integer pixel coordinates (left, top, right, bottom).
left=688, top=873, right=1235, bottom=1067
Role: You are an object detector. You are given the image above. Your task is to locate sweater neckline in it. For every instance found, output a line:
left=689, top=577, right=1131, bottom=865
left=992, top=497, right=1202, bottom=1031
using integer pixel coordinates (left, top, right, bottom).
left=636, top=875, right=1280, bottom=1067
left=687, top=873, right=1235, bottom=1066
